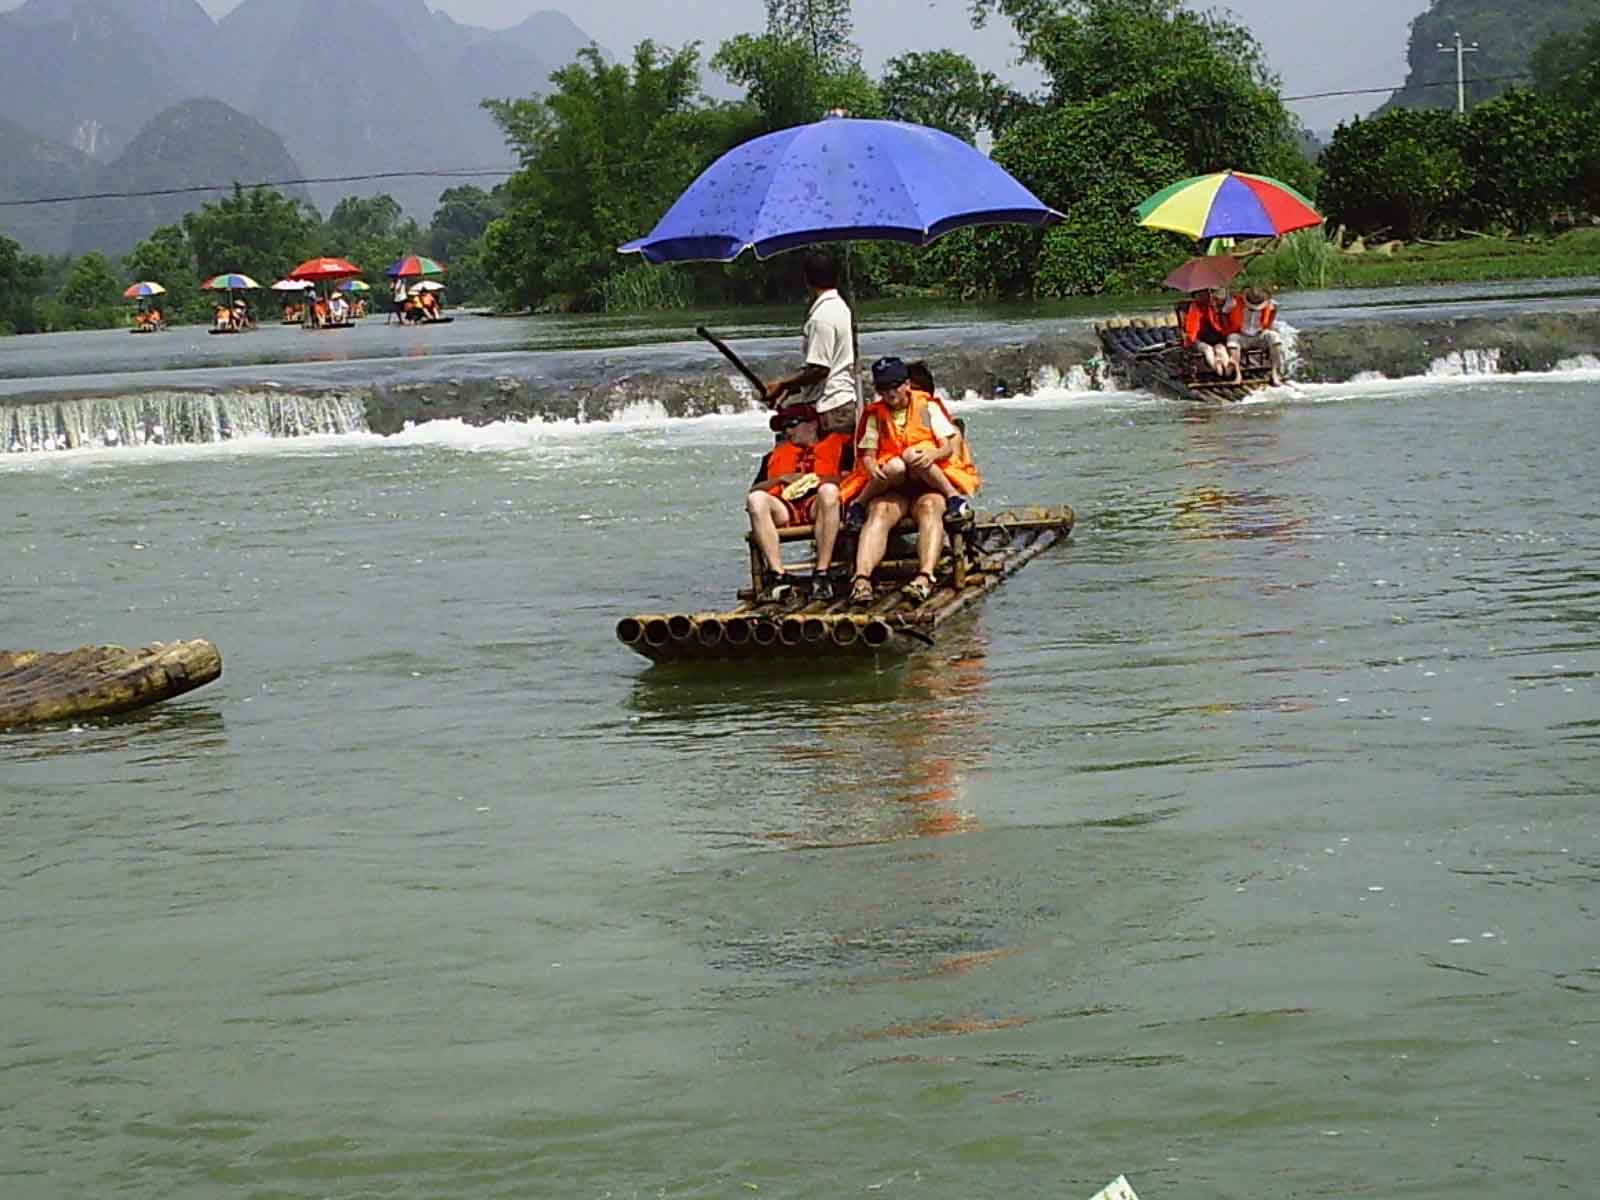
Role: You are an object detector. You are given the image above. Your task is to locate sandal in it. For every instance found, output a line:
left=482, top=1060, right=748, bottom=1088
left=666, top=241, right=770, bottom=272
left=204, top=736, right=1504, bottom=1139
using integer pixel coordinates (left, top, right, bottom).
left=848, top=574, right=874, bottom=606
left=758, top=570, right=799, bottom=604
left=901, top=572, right=935, bottom=603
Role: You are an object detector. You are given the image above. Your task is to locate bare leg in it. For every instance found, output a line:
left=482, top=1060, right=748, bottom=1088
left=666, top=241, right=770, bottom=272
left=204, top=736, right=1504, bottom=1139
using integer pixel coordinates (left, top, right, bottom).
left=854, top=494, right=911, bottom=582
left=852, top=456, right=907, bottom=509
left=1265, top=331, right=1285, bottom=384
left=908, top=461, right=957, bottom=499
left=913, top=492, right=945, bottom=578
left=746, top=490, right=790, bottom=575
left=812, top=483, right=840, bottom=573
left=1226, top=338, right=1243, bottom=383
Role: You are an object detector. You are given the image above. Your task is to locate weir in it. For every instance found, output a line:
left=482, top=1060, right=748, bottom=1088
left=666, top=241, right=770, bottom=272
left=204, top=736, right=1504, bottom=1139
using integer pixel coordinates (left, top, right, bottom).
left=2, top=302, right=1598, bottom=452
left=2, top=391, right=369, bottom=453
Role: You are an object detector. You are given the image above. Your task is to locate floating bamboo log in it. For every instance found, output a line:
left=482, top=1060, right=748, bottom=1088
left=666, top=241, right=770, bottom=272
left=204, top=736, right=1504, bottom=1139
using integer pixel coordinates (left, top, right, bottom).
left=0, top=640, right=223, bottom=728
left=616, top=506, right=1074, bottom=663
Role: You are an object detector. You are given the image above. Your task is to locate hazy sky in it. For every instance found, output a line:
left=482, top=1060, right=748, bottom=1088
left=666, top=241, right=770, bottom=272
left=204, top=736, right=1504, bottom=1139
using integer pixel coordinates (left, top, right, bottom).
left=190, top=0, right=1435, bottom=132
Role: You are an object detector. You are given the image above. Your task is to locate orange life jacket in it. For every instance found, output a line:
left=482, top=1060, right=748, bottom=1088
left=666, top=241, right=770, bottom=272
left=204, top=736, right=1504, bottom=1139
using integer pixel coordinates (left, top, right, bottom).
left=839, top=389, right=979, bottom=501
left=1180, top=298, right=1224, bottom=346
left=762, top=433, right=850, bottom=497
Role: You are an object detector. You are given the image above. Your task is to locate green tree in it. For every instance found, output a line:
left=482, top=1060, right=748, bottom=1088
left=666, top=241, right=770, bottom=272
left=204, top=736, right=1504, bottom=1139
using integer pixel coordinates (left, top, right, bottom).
left=940, top=0, right=1313, bottom=297
left=182, top=184, right=322, bottom=286
left=482, top=42, right=745, bottom=311
left=0, top=235, right=48, bottom=335
left=766, top=0, right=857, bottom=68
left=711, top=33, right=882, bottom=132
left=1461, top=89, right=1578, bottom=230
left=123, top=224, right=207, bottom=324
left=1318, top=109, right=1470, bottom=238
left=55, top=251, right=122, bottom=329
left=1531, top=21, right=1600, bottom=213
left=425, top=185, right=502, bottom=262
left=322, top=193, right=422, bottom=282
left=880, top=49, right=1003, bottom=143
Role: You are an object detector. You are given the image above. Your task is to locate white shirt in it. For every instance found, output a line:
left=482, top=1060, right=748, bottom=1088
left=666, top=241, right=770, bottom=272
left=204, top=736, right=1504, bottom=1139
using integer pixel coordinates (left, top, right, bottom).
left=800, top=289, right=856, bottom=413
left=857, top=396, right=957, bottom=453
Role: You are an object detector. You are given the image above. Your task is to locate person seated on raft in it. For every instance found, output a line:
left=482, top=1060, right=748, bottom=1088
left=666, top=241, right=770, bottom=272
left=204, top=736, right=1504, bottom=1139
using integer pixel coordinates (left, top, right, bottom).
left=419, top=290, right=443, bottom=321
left=329, top=292, right=350, bottom=324
left=311, top=295, right=330, bottom=328
left=746, top=404, right=853, bottom=602
left=212, top=303, right=234, bottom=331
left=233, top=297, right=254, bottom=329
left=842, top=356, right=981, bottom=607
left=1221, top=285, right=1286, bottom=386
left=1178, top=287, right=1232, bottom=377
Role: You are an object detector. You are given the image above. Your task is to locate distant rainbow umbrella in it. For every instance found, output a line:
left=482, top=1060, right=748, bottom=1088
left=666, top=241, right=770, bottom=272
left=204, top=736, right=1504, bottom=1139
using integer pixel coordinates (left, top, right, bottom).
left=201, top=273, right=261, bottom=290
left=123, top=281, right=166, bottom=299
left=385, top=254, right=445, bottom=278
left=335, top=279, right=371, bottom=292
left=1135, top=172, right=1322, bottom=240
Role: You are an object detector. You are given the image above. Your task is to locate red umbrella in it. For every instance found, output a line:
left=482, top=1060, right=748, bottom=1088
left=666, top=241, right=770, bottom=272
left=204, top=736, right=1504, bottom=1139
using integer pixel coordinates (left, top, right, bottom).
left=1164, top=254, right=1243, bottom=293
left=290, top=257, right=363, bottom=282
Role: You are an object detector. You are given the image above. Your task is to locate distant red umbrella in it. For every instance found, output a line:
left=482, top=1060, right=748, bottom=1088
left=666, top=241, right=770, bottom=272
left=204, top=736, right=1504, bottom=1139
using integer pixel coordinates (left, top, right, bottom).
left=1164, top=254, right=1243, bottom=293
left=289, top=257, right=362, bottom=282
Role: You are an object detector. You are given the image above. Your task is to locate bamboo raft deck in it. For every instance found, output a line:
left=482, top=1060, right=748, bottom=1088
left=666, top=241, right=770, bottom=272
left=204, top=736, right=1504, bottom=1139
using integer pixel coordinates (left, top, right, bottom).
left=1096, top=313, right=1273, bottom=403
left=0, top=640, right=223, bottom=729
left=617, top=505, right=1074, bottom=663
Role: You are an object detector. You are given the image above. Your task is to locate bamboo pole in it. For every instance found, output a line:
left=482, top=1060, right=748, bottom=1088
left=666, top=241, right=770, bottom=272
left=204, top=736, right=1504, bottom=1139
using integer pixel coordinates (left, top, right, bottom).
left=0, top=640, right=223, bottom=728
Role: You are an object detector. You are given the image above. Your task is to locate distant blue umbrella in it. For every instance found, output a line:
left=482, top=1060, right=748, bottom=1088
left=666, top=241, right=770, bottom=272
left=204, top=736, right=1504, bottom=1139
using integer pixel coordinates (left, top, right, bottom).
left=618, top=117, right=1061, bottom=263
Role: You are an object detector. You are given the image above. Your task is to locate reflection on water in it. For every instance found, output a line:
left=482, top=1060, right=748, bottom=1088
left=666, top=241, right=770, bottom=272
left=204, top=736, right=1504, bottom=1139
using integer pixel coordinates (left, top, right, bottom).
left=628, top=629, right=995, bottom=847
left=2, top=703, right=226, bottom=763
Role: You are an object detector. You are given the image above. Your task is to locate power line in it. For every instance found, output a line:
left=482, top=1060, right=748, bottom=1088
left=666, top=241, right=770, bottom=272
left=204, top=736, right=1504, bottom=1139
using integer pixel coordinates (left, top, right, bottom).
left=0, top=73, right=1544, bottom=214
left=1280, top=72, right=1528, bottom=103
left=0, top=167, right=517, bottom=210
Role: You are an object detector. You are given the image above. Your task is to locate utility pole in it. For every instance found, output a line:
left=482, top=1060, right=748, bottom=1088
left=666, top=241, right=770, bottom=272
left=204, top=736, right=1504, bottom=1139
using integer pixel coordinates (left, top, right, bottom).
left=1437, top=30, right=1480, bottom=114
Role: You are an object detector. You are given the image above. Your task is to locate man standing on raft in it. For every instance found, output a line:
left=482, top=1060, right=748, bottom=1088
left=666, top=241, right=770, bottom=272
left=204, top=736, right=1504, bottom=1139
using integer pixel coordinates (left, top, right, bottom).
left=842, top=356, right=980, bottom=606
left=762, top=252, right=858, bottom=438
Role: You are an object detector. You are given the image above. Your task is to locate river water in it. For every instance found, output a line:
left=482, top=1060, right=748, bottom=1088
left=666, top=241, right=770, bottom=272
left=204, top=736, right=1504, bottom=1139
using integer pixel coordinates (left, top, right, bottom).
left=2, top=317, right=1598, bottom=1197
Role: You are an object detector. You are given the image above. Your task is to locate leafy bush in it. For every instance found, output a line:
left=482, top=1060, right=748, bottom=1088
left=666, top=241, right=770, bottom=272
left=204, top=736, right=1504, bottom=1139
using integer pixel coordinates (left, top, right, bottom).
left=599, top=264, right=695, bottom=312
left=1319, top=109, right=1470, bottom=239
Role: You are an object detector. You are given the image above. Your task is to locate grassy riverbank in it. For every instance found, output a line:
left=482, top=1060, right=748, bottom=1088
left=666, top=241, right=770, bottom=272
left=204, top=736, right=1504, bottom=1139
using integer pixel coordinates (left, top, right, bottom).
left=1245, top=228, right=1600, bottom=291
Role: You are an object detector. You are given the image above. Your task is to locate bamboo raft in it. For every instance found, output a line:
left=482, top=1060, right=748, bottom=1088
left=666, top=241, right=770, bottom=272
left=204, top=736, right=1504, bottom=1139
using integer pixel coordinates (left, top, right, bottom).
left=1096, top=311, right=1273, bottom=403
left=0, top=640, right=223, bottom=729
left=617, top=505, right=1074, bottom=663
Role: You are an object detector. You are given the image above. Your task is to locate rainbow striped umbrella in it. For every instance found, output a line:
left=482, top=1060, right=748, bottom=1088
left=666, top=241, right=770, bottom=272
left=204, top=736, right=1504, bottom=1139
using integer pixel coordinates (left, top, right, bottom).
left=385, top=254, right=445, bottom=278
left=123, top=281, right=166, bottom=298
left=335, top=279, right=371, bottom=292
left=202, top=273, right=261, bottom=290
left=1135, top=171, right=1322, bottom=240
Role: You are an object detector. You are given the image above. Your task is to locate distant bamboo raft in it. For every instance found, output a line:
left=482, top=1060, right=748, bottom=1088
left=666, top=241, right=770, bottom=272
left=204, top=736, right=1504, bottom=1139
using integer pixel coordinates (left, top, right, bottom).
left=0, top=640, right=223, bottom=728
left=617, top=505, right=1074, bottom=663
left=1096, top=314, right=1273, bottom=403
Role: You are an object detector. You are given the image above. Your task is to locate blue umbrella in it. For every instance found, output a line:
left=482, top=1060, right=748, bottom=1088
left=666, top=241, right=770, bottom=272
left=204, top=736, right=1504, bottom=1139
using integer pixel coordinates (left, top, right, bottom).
left=619, top=117, right=1061, bottom=263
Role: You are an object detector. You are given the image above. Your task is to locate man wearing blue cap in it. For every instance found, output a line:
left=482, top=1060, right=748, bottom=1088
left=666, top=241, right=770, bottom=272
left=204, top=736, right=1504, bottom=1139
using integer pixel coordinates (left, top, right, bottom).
left=843, top=356, right=974, bottom=606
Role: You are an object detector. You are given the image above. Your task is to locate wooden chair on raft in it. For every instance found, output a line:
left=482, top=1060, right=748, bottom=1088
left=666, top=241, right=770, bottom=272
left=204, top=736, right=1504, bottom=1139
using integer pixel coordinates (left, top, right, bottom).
left=745, top=514, right=974, bottom=600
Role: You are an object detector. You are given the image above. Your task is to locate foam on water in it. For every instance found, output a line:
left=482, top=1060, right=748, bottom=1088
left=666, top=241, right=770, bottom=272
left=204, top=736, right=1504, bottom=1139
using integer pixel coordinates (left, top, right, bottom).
left=1426, top=347, right=1502, bottom=377
left=4, top=347, right=1597, bottom=466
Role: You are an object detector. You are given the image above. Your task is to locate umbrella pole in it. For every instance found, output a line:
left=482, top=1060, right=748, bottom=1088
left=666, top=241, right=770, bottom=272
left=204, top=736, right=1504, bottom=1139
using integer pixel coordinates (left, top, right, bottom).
left=844, top=241, right=862, bottom=409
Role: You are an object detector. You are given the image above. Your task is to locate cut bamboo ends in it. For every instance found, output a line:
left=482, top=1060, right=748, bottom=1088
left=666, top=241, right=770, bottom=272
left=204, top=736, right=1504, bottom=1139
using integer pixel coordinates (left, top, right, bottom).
left=0, top=639, right=223, bottom=729
left=617, top=505, right=1075, bottom=664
